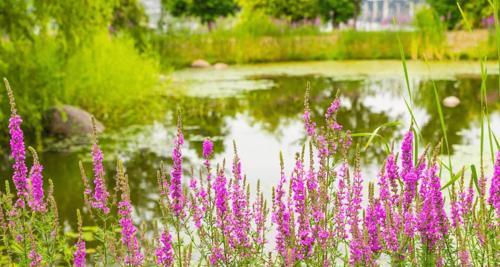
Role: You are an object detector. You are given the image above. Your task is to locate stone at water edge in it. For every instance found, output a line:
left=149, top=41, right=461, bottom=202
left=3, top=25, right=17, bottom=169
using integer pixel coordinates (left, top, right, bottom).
left=442, top=96, right=460, bottom=108
left=191, top=59, right=211, bottom=68
left=45, top=105, right=105, bottom=137
left=214, top=63, right=228, bottom=70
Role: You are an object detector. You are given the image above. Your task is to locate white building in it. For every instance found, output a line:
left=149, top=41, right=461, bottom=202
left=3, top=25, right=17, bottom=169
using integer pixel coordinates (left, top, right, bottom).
left=357, top=0, right=426, bottom=30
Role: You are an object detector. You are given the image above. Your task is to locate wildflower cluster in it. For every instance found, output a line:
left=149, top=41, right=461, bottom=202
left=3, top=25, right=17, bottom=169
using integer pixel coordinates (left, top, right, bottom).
left=0, top=78, right=498, bottom=266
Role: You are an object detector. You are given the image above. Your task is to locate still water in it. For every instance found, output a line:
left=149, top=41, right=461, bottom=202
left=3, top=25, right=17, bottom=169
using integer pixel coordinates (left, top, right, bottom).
left=1, top=60, right=499, bottom=230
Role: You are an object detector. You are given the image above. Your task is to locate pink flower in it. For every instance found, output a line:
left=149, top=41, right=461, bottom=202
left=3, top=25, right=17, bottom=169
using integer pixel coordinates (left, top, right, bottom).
left=488, top=151, right=500, bottom=215
left=8, top=115, right=28, bottom=200
left=169, top=127, right=185, bottom=217
left=26, top=150, right=46, bottom=212
left=292, top=156, right=313, bottom=258
left=272, top=159, right=291, bottom=256
left=73, top=239, right=86, bottom=267
left=156, top=231, right=174, bottom=267
left=303, top=110, right=316, bottom=137
left=29, top=246, right=42, bottom=267
left=90, top=144, right=110, bottom=214
left=228, top=149, right=250, bottom=248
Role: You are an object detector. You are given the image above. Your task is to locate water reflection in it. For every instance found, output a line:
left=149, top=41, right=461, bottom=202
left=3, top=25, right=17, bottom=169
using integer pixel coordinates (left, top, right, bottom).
left=0, top=65, right=498, bottom=231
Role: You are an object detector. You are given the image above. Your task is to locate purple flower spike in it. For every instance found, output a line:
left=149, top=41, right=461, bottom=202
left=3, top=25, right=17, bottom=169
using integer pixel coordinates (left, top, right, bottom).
left=488, top=151, right=500, bottom=216
left=73, top=240, right=86, bottom=267
left=202, top=138, right=214, bottom=159
left=156, top=231, right=174, bottom=267
left=90, top=144, right=110, bottom=214
left=9, top=115, right=28, bottom=200
left=170, top=127, right=185, bottom=217
left=27, top=151, right=46, bottom=212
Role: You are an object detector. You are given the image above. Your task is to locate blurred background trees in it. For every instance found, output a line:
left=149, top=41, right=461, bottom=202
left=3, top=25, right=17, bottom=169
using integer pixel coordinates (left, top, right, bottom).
left=0, top=0, right=497, bottom=146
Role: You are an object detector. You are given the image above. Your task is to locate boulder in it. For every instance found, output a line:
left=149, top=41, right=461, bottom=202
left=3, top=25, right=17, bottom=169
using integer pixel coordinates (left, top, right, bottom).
left=46, top=105, right=104, bottom=136
left=191, top=59, right=211, bottom=68
left=214, top=62, right=228, bottom=70
left=442, top=96, right=460, bottom=108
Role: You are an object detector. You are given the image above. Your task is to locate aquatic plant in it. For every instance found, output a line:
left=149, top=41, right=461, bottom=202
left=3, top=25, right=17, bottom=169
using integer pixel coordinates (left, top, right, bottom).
left=0, top=75, right=498, bottom=266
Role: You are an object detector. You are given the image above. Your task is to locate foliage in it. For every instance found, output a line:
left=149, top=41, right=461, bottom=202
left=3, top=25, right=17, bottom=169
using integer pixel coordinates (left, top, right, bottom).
left=412, top=6, right=447, bottom=59
left=162, top=0, right=239, bottom=28
left=266, top=0, right=319, bottom=22
left=428, top=0, right=495, bottom=29
left=0, top=0, right=161, bottom=144
left=318, top=0, right=361, bottom=27
left=111, top=0, right=151, bottom=51
left=62, top=33, right=160, bottom=126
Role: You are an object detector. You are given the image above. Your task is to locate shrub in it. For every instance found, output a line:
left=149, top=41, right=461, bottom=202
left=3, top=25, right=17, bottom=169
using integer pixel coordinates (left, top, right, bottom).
left=62, top=32, right=161, bottom=126
left=0, top=33, right=161, bottom=144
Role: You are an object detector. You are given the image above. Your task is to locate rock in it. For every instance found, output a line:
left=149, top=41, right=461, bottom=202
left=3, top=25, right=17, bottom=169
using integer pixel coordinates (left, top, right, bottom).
left=191, top=59, right=211, bottom=68
left=45, top=105, right=104, bottom=136
left=442, top=96, right=460, bottom=108
left=214, top=63, right=228, bottom=70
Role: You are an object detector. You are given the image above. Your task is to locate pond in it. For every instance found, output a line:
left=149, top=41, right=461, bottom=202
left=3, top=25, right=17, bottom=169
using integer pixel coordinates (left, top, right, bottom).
left=0, top=60, right=499, bottom=230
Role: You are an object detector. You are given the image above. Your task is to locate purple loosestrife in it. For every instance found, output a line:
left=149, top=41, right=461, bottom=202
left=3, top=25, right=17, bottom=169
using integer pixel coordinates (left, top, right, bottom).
left=378, top=165, right=390, bottom=203
left=488, top=151, right=500, bottom=215
left=303, top=109, right=316, bottom=137
left=335, top=162, right=349, bottom=239
left=325, top=98, right=340, bottom=119
left=188, top=179, right=205, bottom=228
left=365, top=201, right=384, bottom=253
left=90, top=143, right=110, bottom=214
left=291, top=155, right=313, bottom=259
left=214, top=168, right=228, bottom=230
left=401, top=131, right=414, bottom=174
left=348, top=162, right=363, bottom=233
left=118, top=163, right=144, bottom=266
left=9, top=115, right=28, bottom=202
left=273, top=155, right=291, bottom=256
left=349, top=232, right=371, bottom=266
left=401, top=131, right=419, bottom=210
left=229, top=145, right=251, bottom=249
left=303, top=87, right=316, bottom=137
left=27, top=148, right=46, bottom=212
left=202, top=138, right=214, bottom=160
left=5, top=79, right=28, bottom=203
left=74, top=210, right=86, bottom=267
left=253, top=187, right=266, bottom=246
left=29, top=248, right=42, bottom=267
left=385, top=154, right=400, bottom=204
left=170, top=126, right=185, bottom=217
left=73, top=240, right=86, bottom=267
left=382, top=210, right=399, bottom=252
left=156, top=231, right=174, bottom=267
left=417, top=163, right=448, bottom=249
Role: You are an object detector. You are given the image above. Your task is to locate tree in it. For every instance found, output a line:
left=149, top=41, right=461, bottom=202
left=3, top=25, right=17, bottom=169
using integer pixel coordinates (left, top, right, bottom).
left=266, top=0, right=319, bottom=22
left=111, top=0, right=150, bottom=50
left=427, top=0, right=494, bottom=29
left=162, top=0, right=239, bottom=30
left=318, top=0, right=361, bottom=28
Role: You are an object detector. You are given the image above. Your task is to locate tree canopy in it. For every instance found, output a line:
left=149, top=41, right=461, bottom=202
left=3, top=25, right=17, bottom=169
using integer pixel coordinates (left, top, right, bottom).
left=162, top=0, right=239, bottom=29
left=427, top=0, right=495, bottom=29
left=318, top=0, right=361, bottom=27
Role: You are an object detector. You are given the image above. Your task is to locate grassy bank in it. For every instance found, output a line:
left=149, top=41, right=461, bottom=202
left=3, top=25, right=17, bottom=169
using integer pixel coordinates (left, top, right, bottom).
left=154, top=29, right=497, bottom=68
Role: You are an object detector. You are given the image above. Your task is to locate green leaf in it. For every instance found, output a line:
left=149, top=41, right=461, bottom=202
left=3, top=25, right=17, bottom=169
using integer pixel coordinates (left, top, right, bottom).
left=442, top=167, right=464, bottom=190
left=362, top=121, right=400, bottom=151
left=470, top=164, right=480, bottom=193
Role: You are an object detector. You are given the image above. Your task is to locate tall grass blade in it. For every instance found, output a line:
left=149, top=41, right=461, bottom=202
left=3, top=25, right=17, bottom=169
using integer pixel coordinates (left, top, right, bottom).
left=432, top=79, right=453, bottom=176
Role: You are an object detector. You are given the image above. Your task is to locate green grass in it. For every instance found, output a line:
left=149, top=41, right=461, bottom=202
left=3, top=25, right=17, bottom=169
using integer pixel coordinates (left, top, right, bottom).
left=154, top=29, right=497, bottom=69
